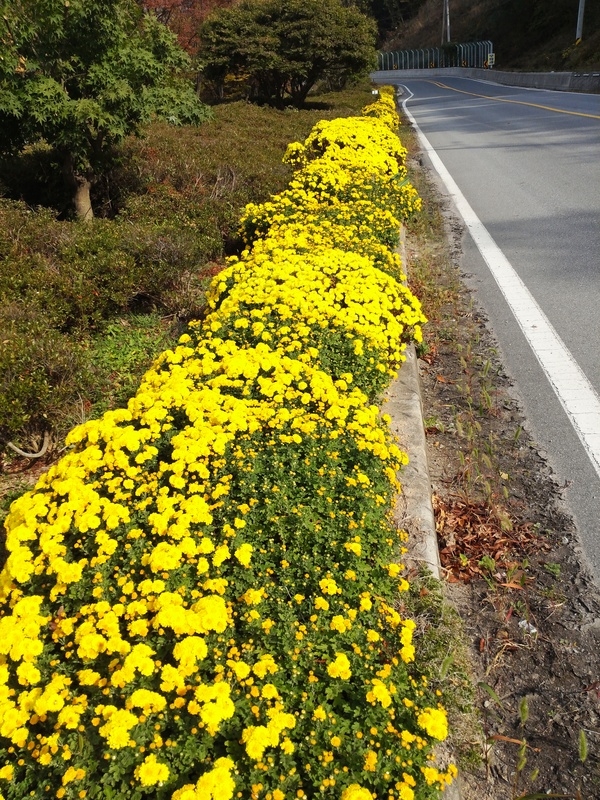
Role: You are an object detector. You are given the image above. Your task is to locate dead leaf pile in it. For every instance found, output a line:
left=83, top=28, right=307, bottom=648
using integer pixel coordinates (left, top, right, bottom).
left=433, top=493, right=550, bottom=582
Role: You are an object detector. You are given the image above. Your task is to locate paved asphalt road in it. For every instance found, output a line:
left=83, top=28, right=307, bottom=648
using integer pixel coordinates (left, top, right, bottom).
left=392, top=76, right=600, bottom=582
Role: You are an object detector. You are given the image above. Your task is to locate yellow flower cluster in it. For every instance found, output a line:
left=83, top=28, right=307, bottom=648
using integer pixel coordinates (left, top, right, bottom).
left=362, top=88, right=402, bottom=130
left=0, top=86, right=454, bottom=800
left=283, top=116, right=406, bottom=178
left=240, top=89, right=421, bottom=250
left=417, top=707, right=449, bottom=741
left=202, top=240, right=425, bottom=401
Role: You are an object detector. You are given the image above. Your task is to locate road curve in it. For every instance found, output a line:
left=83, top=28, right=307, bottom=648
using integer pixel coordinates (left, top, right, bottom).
left=394, top=77, right=600, bottom=582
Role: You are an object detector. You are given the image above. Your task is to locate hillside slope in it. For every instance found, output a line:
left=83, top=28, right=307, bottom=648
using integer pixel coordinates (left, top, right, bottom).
left=383, top=0, right=600, bottom=71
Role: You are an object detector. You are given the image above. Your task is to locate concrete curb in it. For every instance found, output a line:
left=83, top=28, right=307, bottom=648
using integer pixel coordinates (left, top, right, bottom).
left=387, top=229, right=441, bottom=580
left=384, top=232, right=464, bottom=800
left=386, top=344, right=440, bottom=579
left=386, top=346, right=464, bottom=800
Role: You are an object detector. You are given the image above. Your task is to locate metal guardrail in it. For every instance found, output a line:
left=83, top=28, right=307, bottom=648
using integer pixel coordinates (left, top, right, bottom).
left=378, top=41, right=494, bottom=70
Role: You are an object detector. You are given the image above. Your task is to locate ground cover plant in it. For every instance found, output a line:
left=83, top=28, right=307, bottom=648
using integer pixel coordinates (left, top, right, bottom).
left=0, top=89, right=458, bottom=800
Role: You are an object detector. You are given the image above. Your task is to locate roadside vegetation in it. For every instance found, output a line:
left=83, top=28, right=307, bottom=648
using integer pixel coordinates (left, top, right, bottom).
left=0, top=0, right=380, bottom=467
left=7, top=0, right=597, bottom=797
left=0, top=81, right=474, bottom=800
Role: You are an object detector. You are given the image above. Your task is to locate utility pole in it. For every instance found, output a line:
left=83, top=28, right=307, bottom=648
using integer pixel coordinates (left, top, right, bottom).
left=441, top=0, right=451, bottom=44
left=576, top=0, right=586, bottom=43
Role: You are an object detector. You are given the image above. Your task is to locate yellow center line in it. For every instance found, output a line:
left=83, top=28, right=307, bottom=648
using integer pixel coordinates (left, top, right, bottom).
left=425, top=79, right=600, bottom=120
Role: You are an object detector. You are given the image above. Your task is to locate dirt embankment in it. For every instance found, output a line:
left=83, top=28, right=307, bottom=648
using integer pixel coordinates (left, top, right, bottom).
left=405, top=149, right=600, bottom=798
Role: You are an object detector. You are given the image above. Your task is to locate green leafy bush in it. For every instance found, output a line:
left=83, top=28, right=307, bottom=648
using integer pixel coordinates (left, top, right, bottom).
left=0, top=201, right=200, bottom=331
left=0, top=305, right=90, bottom=439
left=199, top=0, right=376, bottom=105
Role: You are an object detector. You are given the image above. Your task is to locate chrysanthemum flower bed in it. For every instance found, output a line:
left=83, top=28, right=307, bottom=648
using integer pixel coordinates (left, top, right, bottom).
left=0, top=88, right=456, bottom=800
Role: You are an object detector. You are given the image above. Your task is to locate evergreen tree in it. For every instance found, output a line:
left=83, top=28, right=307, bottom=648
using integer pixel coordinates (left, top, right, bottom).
left=199, top=0, right=377, bottom=105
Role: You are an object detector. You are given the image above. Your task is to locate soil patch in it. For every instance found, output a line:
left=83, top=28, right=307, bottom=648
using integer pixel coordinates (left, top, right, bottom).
left=408, top=162, right=600, bottom=798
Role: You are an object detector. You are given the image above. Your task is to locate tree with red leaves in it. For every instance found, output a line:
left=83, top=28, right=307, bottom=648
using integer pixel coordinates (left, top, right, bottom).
left=140, top=0, right=236, bottom=55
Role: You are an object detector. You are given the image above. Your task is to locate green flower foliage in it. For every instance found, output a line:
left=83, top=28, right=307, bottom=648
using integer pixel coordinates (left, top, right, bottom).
left=0, top=88, right=457, bottom=800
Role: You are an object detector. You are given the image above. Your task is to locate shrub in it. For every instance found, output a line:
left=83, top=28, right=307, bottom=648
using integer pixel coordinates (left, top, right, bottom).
left=0, top=305, right=90, bottom=440
left=117, top=189, right=225, bottom=279
left=199, top=0, right=376, bottom=106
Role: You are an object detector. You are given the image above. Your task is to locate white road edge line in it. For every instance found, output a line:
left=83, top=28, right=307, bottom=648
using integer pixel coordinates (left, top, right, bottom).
left=399, top=84, right=600, bottom=480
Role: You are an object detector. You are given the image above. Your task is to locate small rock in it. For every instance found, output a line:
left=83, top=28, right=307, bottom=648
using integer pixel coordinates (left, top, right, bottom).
left=518, top=620, right=538, bottom=635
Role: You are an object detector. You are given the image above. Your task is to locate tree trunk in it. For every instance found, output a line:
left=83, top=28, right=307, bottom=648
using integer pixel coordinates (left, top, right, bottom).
left=73, top=176, right=94, bottom=222
left=62, top=151, right=94, bottom=221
